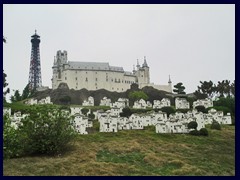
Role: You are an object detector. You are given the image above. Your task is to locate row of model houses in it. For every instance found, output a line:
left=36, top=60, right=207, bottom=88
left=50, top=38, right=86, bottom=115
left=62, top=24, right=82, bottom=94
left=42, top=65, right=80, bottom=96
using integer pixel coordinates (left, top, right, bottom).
left=97, top=108, right=231, bottom=134
left=24, top=94, right=213, bottom=110
left=3, top=104, right=231, bottom=135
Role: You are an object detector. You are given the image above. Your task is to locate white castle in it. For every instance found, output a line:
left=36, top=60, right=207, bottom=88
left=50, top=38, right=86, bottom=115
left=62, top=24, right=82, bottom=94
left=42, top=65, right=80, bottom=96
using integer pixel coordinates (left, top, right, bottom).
left=52, top=50, right=172, bottom=92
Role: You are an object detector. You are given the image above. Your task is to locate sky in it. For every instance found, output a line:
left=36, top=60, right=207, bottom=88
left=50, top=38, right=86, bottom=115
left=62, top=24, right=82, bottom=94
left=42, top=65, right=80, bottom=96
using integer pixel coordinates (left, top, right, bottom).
left=3, top=4, right=235, bottom=101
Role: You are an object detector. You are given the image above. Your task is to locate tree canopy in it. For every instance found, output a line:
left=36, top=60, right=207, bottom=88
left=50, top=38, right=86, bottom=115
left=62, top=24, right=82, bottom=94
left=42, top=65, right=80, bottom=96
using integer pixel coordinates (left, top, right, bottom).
left=173, top=82, right=186, bottom=94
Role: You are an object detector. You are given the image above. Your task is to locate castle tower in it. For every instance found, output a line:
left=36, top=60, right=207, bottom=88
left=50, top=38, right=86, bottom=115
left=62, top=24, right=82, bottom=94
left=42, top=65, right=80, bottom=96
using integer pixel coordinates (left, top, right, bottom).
left=28, top=30, right=42, bottom=90
left=142, top=56, right=150, bottom=84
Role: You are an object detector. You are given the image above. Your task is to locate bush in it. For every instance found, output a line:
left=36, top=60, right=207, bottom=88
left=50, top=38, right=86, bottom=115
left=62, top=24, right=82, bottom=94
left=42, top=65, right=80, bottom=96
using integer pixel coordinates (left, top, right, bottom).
left=187, top=121, right=198, bottom=130
left=120, top=107, right=132, bottom=117
left=160, top=106, right=176, bottom=117
left=211, top=121, right=221, bottom=130
left=176, top=109, right=190, bottom=114
left=195, top=105, right=207, bottom=113
left=88, top=112, right=95, bottom=120
left=199, top=128, right=208, bottom=136
left=19, top=105, right=77, bottom=155
left=189, top=129, right=200, bottom=136
left=207, top=106, right=231, bottom=116
left=81, top=108, right=89, bottom=116
left=3, top=115, right=24, bottom=159
left=213, top=97, right=235, bottom=116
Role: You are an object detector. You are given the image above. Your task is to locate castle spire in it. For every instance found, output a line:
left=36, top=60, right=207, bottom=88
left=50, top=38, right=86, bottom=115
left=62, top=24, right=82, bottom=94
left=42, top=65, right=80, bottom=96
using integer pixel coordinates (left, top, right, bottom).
left=142, top=56, right=148, bottom=67
left=168, top=75, right=172, bottom=84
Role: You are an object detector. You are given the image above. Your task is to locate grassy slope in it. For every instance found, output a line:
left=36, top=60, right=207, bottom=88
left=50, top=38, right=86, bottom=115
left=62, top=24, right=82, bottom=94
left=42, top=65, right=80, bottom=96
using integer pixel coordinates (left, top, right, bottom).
left=3, top=124, right=235, bottom=176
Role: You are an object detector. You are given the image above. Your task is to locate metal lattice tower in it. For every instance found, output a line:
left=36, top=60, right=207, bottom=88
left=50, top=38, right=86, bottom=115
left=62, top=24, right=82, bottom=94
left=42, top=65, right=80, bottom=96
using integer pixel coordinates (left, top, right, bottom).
left=28, top=30, right=42, bottom=90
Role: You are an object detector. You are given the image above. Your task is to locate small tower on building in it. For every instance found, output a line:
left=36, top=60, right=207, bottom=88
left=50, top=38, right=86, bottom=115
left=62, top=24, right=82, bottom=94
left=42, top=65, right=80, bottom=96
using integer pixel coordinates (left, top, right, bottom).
left=28, top=30, right=42, bottom=90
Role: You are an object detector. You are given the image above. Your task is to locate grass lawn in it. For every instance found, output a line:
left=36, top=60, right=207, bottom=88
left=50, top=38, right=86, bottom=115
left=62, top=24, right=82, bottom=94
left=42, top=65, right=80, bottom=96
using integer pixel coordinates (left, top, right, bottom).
left=3, top=124, right=235, bottom=176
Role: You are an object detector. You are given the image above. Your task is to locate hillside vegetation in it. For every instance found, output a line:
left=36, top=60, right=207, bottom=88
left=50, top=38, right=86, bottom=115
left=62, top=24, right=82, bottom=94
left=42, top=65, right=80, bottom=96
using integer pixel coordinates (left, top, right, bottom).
left=3, top=124, right=235, bottom=176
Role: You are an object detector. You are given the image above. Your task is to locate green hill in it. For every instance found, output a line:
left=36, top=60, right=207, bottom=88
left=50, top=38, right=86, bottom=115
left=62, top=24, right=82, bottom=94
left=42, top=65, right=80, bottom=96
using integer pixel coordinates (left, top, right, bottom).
left=3, top=124, right=235, bottom=176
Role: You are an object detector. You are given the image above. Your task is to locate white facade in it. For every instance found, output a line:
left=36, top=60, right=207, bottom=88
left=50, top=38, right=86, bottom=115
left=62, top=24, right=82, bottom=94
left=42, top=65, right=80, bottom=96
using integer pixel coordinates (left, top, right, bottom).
left=99, top=115, right=118, bottom=132
left=111, top=98, right=129, bottom=108
left=25, top=98, right=38, bottom=105
left=73, top=114, right=88, bottom=134
left=133, top=99, right=151, bottom=109
left=175, top=97, right=190, bottom=109
left=82, top=96, right=94, bottom=106
left=3, top=107, right=11, bottom=116
left=52, top=50, right=172, bottom=92
left=193, top=98, right=213, bottom=109
left=153, top=98, right=171, bottom=109
left=100, top=97, right=111, bottom=106
left=38, top=96, right=53, bottom=104
left=70, top=107, right=82, bottom=116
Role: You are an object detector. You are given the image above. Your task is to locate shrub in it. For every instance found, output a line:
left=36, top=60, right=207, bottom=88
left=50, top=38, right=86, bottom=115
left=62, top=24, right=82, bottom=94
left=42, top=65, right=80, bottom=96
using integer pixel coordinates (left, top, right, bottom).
left=213, top=97, right=235, bottom=116
left=187, top=121, right=198, bottom=130
left=81, top=108, right=89, bottom=116
left=195, top=105, right=207, bottom=113
left=120, top=107, right=132, bottom=118
left=207, top=106, right=231, bottom=116
left=176, top=109, right=190, bottom=114
left=199, top=128, right=209, bottom=136
left=3, top=114, right=24, bottom=159
left=19, top=105, right=77, bottom=155
left=211, top=121, right=221, bottom=130
left=160, top=106, right=176, bottom=117
left=88, top=112, right=95, bottom=120
left=189, top=129, right=200, bottom=136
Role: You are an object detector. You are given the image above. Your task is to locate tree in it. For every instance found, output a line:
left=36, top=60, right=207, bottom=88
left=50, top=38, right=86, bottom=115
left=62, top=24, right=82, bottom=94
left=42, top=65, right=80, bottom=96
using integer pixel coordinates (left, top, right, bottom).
left=10, top=90, right=21, bottom=102
left=196, top=81, right=216, bottom=99
left=216, top=80, right=231, bottom=98
left=128, top=91, right=149, bottom=101
left=21, top=83, right=31, bottom=100
left=173, top=82, right=186, bottom=94
left=230, top=80, right=235, bottom=97
left=3, top=71, right=10, bottom=102
left=3, top=36, right=6, bottom=43
left=59, top=95, right=71, bottom=105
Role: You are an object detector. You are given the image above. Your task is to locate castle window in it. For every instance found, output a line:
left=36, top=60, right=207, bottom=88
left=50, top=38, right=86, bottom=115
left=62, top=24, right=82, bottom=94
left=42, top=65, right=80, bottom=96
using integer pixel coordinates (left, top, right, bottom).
left=86, top=72, right=87, bottom=74
left=96, top=78, right=97, bottom=81
left=65, top=77, right=67, bottom=80
left=112, top=79, right=113, bottom=82
left=96, top=87, right=98, bottom=89
left=106, top=79, right=108, bottom=82
left=86, top=78, right=88, bottom=82
left=76, top=83, right=78, bottom=85
left=95, top=72, right=97, bottom=74
left=122, top=88, right=124, bottom=91
left=76, top=71, right=77, bottom=73
left=76, top=77, right=77, bottom=80
left=112, top=87, right=114, bottom=90
left=142, top=75, right=143, bottom=77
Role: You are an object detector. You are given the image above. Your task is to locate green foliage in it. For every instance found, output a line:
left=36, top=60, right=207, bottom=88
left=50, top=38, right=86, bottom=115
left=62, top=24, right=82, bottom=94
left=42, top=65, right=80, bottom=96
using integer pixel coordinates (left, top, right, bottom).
left=128, top=91, right=149, bottom=101
left=211, top=121, right=221, bottom=130
left=173, top=82, right=186, bottom=94
left=19, top=105, right=77, bottom=155
left=160, top=106, right=176, bottom=117
left=199, top=128, right=209, bottom=136
left=195, top=105, right=207, bottom=113
left=21, top=83, right=31, bottom=100
left=88, top=112, right=95, bottom=120
left=3, top=71, right=10, bottom=102
left=207, top=106, right=231, bottom=116
left=120, top=107, right=132, bottom=118
left=81, top=108, right=89, bottom=116
left=213, top=97, right=235, bottom=116
left=176, top=109, right=189, bottom=114
left=3, top=115, right=24, bottom=159
left=59, top=95, right=71, bottom=105
left=196, top=81, right=216, bottom=99
left=189, top=129, right=200, bottom=136
left=10, top=90, right=21, bottom=102
left=187, top=121, right=198, bottom=130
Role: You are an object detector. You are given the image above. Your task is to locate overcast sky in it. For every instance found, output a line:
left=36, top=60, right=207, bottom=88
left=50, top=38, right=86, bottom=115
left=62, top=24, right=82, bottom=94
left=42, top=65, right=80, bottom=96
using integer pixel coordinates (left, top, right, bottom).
left=3, top=4, right=235, bottom=101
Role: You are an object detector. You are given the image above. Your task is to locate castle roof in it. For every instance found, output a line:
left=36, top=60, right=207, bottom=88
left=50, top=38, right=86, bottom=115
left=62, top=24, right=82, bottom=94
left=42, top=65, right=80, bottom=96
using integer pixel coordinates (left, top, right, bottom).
left=68, top=61, right=124, bottom=72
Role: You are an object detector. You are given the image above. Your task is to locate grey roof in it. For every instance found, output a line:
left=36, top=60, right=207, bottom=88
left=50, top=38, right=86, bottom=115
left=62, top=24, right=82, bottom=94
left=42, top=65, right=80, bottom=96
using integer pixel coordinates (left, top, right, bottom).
left=68, top=61, right=124, bottom=72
